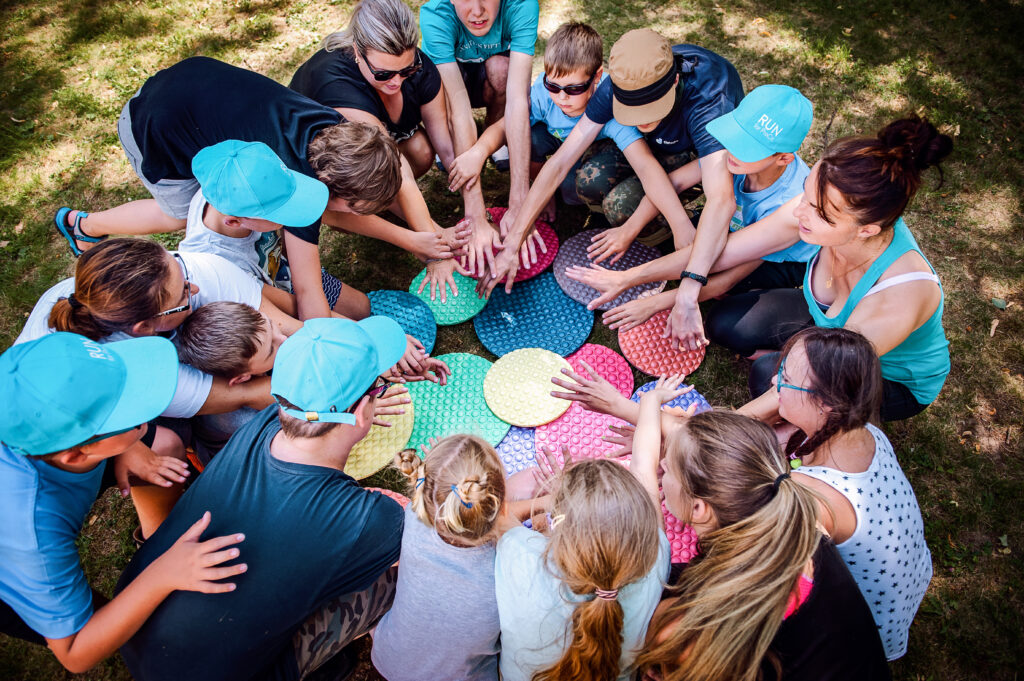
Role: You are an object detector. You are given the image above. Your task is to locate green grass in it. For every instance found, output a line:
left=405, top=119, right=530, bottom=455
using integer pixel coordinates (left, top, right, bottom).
left=1, top=0, right=1023, bottom=679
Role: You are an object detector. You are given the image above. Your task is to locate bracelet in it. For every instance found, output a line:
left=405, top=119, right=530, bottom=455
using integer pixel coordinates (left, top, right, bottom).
left=680, top=270, right=709, bottom=286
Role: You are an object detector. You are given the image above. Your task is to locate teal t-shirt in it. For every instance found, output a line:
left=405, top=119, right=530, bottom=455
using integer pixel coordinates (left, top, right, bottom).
left=728, top=155, right=817, bottom=263
left=420, top=0, right=539, bottom=64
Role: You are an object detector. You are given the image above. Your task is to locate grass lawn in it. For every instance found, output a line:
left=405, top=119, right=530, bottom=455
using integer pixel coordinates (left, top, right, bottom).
left=1, top=0, right=1023, bottom=679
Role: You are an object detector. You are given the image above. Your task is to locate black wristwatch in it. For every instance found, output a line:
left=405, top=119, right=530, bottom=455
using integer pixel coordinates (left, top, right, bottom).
left=680, top=270, right=709, bottom=286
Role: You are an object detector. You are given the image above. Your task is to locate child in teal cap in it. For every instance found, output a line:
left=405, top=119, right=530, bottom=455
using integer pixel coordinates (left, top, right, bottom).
left=0, top=333, right=247, bottom=673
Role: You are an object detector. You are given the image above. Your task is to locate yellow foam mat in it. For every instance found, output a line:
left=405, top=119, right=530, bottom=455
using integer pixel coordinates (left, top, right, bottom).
left=483, top=348, right=573, bottom=427
left=344, top=386, right=415, bottom=480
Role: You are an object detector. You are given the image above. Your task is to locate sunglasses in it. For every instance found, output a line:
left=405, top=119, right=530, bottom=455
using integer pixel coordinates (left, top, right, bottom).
left=154, top=254, right=192, bottom=318
left=776, top=357, right=815, bottom=395
left=361, top=50, right=422, bottom=82
left=542, top=73, right=596, bottom=96
left=345, top=378, right=390, bottom=414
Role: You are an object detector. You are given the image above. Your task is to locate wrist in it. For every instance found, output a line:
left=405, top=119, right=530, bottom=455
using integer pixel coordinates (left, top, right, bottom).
left=675, top=279, right=701, bottom=304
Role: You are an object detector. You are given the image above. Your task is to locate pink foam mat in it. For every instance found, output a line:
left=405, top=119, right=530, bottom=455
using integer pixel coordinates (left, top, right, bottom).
left=565, top=343, right=634, bottom=398
left=464, top=207, right=559, bottom=282
left=618, top=310, right=706, bottom=377
left=365, top=487, right=411, bottom=509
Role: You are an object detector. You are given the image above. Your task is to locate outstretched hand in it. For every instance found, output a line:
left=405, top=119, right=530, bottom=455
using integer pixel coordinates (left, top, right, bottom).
left=533, top=444, right=572, bottom=495
left=586, top=224, right=639, bottom=265
left=475, top=246, right=519, bottom=298
left=664, top=298, right=710, bottom=352
left=564, top=264, right=629, bottom=311
left=372, top=385, right=411, bottom=427
left=549, top=359, right=627, bottom=417
left=113, top=438, right=189, bottom=495
left=152, top=512, right=247, bottom=594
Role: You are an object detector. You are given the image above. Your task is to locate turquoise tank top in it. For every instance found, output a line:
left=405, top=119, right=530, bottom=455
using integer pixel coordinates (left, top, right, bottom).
left=802, top=218, right=950, bottom=404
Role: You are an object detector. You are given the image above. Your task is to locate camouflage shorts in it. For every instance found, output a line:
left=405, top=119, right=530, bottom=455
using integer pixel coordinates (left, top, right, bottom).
left=292, top=565, right=398, bottom=679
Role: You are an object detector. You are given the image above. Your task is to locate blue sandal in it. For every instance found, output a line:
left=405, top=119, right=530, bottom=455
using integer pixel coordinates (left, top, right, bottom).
left=54, top=207, right=103, bottom=256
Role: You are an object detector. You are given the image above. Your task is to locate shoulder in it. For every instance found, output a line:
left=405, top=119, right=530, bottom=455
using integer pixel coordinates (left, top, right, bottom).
left=503, top=0, right=540, bottom=23
left=420, top=0, right=456, bottom=28
left=15, top=278, right=75, bottom=345
left=584, top=79, right=614, bottom=123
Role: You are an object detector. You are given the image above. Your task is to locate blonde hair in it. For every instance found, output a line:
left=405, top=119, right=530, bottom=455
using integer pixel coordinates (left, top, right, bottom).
left=175, top=301, right=266, bottom=378
left=307, top=120, right=402, bottom=215
left=534, top=459, right=660, bottom=681
left=544, top=22, right=603, bottom=79
left=394, top=435, right=504, bottom=546
left=323, top=0, right=419, bottom=56
left=635, top=412, right=821, bottom=681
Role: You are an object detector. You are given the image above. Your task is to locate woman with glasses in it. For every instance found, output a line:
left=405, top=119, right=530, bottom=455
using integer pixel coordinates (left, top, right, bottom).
left=15, top=238, right=301, bottom=420
left=291, top=0, right=474, bottom=302
left=754, top=326, right=931, bottom=661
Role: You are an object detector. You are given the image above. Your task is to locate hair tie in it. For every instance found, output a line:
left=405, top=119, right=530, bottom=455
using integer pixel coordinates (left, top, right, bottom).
left=415, top=477, right=425, bottom=488
left=450, top=484, right=473, bottom=509
left=594, top=588, right=618, bottom=601
left=66, top=293, right=83, bottom=309
left=772, top=471, right=791, bottom=496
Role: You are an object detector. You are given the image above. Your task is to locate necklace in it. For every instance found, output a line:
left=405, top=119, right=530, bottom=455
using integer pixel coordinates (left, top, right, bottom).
left=826, top=248, right=878, bottom=289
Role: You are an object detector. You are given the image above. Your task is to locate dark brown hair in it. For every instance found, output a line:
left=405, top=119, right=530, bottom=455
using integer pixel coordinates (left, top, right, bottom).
left=307, top=120, right=402, bottom=215
left=175, top=301, right=266, bottom=378
left=815, top=115, right=953, bottom=230
left=544, top=22, right=603, bottom=79
left=778, top=327, right=882, bottom=460
left=49, top=238, right=173, bottom=340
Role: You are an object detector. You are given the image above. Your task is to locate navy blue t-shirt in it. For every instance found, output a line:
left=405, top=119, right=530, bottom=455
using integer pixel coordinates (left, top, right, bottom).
left=290, top=48, right=441, bottom=143
left=129, top=57, right=343, bottom=244
left=116, top=406, right=403, bottom=681
left=585, top=44, right=744, bottom=158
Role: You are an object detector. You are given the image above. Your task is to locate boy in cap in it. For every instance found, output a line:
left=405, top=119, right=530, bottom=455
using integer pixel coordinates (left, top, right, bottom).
left=481, top=29, right=744, bottom=317
left=178, top=139, right=371, bottom=320
left=0, top=333, right=247, bottom=673
left=117, top=316, right=407, bottom=681
left=566, top=84, right=815, bottom=330
left=420, top=0, right=539, bottom=266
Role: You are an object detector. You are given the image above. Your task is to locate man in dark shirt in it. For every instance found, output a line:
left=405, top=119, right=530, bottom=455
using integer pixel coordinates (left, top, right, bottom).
left=117, top=316, right=408, bottom=681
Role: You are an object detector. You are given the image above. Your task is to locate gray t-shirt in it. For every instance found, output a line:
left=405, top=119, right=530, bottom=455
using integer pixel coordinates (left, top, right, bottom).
left=371, top=506, right=499, bottom=681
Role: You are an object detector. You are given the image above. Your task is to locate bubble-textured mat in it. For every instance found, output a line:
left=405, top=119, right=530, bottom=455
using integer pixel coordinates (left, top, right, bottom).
left=474, top=272, right=593, bottom=357
left=483, top=348, right=572, bottom=427
left=344, top=385, right=415, bottom=480
left=365, top=487, right=411, bottom=509
left=409, top=269, right=487, bottom=325
left=367, top=289, right=437, bottom=354
left=618, top=310, right=706, bottom=377
left=553, top=229, right=666, bottom=311
left=464, top=207, right=559, bottom=282
left=566, top=344, right=635, bottom=398
left=406, top=353, right=511, bottom=452
left=630, top=380, right=712, bottom=415
left=663, top=498, right=699, bottom=564
left=496, top=426, right=537, bottom=476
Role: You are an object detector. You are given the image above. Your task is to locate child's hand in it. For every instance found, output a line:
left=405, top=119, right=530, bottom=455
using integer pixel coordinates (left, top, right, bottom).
left=151, top=512, right=246, bottom=594
left=408, top=230, right=457, bottom=263
left=643, top=374, right=692, bottom=405
left=533, top=444, right=572, bottom=495
left=549, top=359, right=628, bottom=417
left=464, top=215, right=502, bottom=281
left=113, top=438, right=188, bottom=496
left=420, top=259, right=469, bottom=303
left=400, top=357, right=451, bottom=385
left=587, top=223, right=642, bottom=265
left=564, top=264, right=629, bottom=310
left=419, top=436, right=443, bottom=457
left=372, top=385, right=411, bottom=427
left=601, top=291, right=673, bottom=330
left=603, top=423, right=636, bottom=458
left=518, top=226, right=545, bottom=269
left=442, top=221, right=473, bottom=258
left=448, top=146, right=487, bottom=192
left=395, top=335, right=427, bottom=376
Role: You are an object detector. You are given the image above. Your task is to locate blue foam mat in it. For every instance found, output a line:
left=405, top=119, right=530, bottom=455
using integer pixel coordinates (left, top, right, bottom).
left=473, top=272, right=593, bottom=357
left=496, top=426, right=537, bottom=476
left=368, top=289, right=437, bottom=354
left=630, top=380, right=713, bottom=413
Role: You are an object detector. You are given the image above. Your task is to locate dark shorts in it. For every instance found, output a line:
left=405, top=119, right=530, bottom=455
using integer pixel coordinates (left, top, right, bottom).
left=321, top=268, right=343, bottom=309
left=457, top=51, right=509, bottom=109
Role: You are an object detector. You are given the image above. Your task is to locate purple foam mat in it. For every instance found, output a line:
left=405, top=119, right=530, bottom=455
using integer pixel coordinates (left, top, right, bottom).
left=552, top=229, right=667, bottom=311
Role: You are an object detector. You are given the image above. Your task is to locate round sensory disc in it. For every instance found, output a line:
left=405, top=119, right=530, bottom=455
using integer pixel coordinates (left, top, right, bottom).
left=484, top=348, right=573, bottom=427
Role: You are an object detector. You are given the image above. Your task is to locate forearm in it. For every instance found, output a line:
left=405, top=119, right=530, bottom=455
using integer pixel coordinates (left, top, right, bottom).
left=197, top=376, right=274, bottom=415
left=508, top=495, right=550, bottom=521
left=505, top=98, right=531, bottom=203
left=447, top=90, right=479, bottom=155
left=394, top=158, right=441, bottom=234
left=632, top=400, right=664, bottom=510
left=324, top=210, right=416, bottom=249
left=475, top=119, right=507, bottom=158
left=674, top=197, right=734, bottom=308
left=506, top=150, right=577, bottom=248
left=736, top=388, right=781, bottom=424
left=258, top=296, right=302, bottom=336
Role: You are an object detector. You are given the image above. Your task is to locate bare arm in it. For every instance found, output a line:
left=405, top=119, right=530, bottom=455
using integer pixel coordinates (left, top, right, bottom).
left=447, top=118, right=506, bottom=192
left=420, top=85, right=456, bottom=169
left=258, top=294, right=302, bottom=336
left=197, top=375, right=275, bottom=415
left=282, top=230, right=331, bottom=321
left=498, top=52, right=535, bottom=234
left=622, top=141, right=698, bottom=247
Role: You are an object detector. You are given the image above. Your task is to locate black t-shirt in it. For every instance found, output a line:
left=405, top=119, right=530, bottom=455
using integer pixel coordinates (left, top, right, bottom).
left=585, top=44, right=744, bottom=158
left=116, top=406, right=404, bottom=681
left=129, top=56, right=343, bottom=243
left=290, top=47, right=442, bottom=142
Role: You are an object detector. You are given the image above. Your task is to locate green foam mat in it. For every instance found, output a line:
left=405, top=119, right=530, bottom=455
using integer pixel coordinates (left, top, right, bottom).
left=406, top=353, right=511, bottom=452
left=408, top=269, right=487, bottom=325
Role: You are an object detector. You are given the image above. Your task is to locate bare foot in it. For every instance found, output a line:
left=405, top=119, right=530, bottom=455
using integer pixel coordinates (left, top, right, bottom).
left=539, top=196, right=557, bottom=224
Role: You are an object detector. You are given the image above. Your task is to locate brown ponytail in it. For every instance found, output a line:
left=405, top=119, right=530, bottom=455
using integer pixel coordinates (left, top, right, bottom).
left=49, top=238, right=173, bottom=340
left=778, top=327, right=883, bottom=460
left=534, top=459, right=660, bottom=681
left=815, top=115, right=953, bottom=230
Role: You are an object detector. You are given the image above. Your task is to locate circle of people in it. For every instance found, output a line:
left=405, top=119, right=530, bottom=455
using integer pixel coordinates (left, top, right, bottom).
left=0, top=0, right=953, bottom=680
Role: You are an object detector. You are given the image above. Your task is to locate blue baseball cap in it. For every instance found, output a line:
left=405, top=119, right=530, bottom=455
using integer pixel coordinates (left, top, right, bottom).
left=192, top=140, right=329, bottom=227
left=706, top=85, right=813, bottom=163
left=0, top=333, right=179, bottom=456
left=270, top=317, right=407, bottom=425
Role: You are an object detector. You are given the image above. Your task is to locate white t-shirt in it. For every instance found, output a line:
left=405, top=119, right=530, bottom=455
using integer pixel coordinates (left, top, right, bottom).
left=15, top=251, right=262, bottom=418
left=178, top=190, right=291, bottom=291
left=495, top=525, right=670, bottom=681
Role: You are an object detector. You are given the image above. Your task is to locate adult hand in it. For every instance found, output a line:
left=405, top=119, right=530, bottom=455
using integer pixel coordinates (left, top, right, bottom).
left=407, top=230, right=455, bottom=263
left=601, top=294, right=662, bottom=331
left=113, top=438, right=188, bottom=496
left=440, top=221, right=473, bottom=258
left=664, top=298, right=709, bottom=352
left=463, top=214, right=501, bottom=280
left=399, top=356, right=451, bottom=385
left=564, top=264, right=629, bottom=310
left=499, top=205, right=519, bottom=239
left=371, top=385, right=411, bottom=427
left=150, top=512, right=247, bottom=594
left=533, top=444, right=572, bottom=495
left=586, top=224, right=640, bottom=265
left=448, top=147, right=487, bottom=192
left=518, top=226, right=545, bottom=269
left=475, top=246, right=519, bottom=298
left=549, top=359, right=626, bottom=416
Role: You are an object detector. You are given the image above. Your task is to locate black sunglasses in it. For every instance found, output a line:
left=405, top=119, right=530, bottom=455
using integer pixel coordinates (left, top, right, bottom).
left=154, top=253, right=192, bottom=318
left=361, top=50, right=422, bottom=82
left=542, top=73, right=596, bottom=96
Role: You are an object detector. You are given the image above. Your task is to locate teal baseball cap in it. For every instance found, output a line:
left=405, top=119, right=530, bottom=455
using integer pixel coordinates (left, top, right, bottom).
left=271, top=317, right=407, bottom=425
left=192, top=140, right=329, bottom=227
left=706, top=84, right=813, bottom=163
left=0, top=333, right=179, bottom=456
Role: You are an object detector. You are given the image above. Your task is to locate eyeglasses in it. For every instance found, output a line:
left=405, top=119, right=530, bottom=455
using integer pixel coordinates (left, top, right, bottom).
left=776, top=357, right=815, bottom=395
left=542, top=73, right=595, bottom=96
left=361, top=50, right=421, bottom=82
left=346, top=377, right=390, bottom=414
left=154, top=254, right=192, bottom=318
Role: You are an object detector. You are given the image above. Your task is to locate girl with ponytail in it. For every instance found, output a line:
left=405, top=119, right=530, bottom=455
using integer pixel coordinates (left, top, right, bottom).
left=771, top=326, right=931, bottom=660
left=495, top=456, right=668, bottom=681
left=633, top=405, right=890, bottom=681
left=371, top=435, right=515, bottom=681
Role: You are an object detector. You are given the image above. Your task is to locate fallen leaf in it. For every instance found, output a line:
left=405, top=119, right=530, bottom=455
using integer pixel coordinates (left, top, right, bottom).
left=999, top=534, right=1009, bottom=547
left=990, top=319, right=999, bottom=336
left=992, top=297, right=1007, bottom=309
left=14, top=221, right=23, bottom=234
left=843, top=26, right=853, bottom=34
left=0, top=241, right=8, bottom=249
left=88, top=515, right=98, bottom=526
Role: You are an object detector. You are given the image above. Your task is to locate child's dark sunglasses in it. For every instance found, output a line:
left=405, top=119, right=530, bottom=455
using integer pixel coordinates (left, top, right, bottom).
left=542, top=73, right=595, bottom=96
left=362, top=51, right=422, bottom=82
